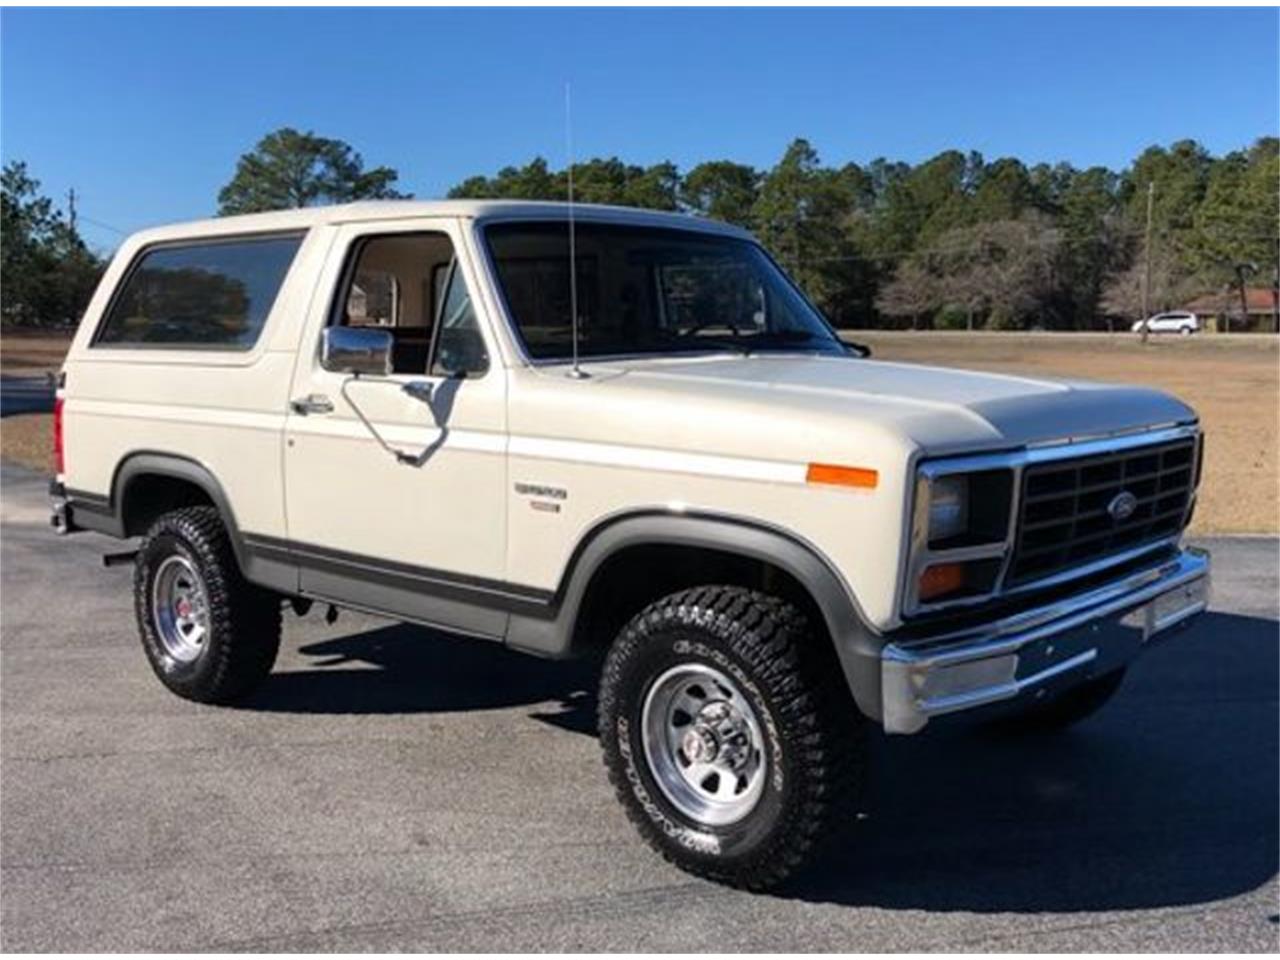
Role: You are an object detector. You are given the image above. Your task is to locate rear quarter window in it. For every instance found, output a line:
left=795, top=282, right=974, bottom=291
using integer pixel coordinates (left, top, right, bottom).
left=94, top=233, right=303, bottom=350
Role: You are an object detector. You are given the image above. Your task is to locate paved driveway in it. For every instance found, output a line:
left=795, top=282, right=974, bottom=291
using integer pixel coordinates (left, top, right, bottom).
left=1, top=462, right=1276, bottom=950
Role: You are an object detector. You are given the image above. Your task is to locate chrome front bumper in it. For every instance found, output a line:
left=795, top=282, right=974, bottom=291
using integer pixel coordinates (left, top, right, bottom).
left=880, top=547, right=1210, bottom=734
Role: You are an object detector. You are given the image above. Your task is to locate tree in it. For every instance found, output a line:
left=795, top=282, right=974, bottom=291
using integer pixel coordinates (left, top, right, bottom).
left=1100, top=241, right=1198, bottom=322
left=1121, top=140, right=1213, bottom=267
left=1189, top=137, right=1280, bottom=288
left=217, top=128, right=406, bottom=215
left=874, top=260, right=940, bottom=329
left=445, top=134, right=1275, bottom=330
left=970, top=158, right=1039, bottom=222
left=619, top=161, right=680, bottom=211
left=1059, top=166, right=1128, bottom=328
left=448, top=157, right=560, bottom=201
left=448, top=156, right=680, bottom=210
left=680, top=161, right=760, bottom=227
left=928, top=217, right=1061, bottom=329
left=753, top=139, right=868, bottom=320
left=1, top=161, right=103, bottom=328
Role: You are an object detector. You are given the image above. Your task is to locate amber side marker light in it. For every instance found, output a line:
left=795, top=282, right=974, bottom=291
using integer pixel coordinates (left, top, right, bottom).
left=918, top=562, right=966, bottom=602
left=806, top=463, right=878, bottom=490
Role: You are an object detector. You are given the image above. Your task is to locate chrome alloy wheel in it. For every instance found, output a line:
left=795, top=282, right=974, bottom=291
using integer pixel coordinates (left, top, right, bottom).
left=641, top=663, right=768, bottom=826
left=151, top=555, right=211, bottom=663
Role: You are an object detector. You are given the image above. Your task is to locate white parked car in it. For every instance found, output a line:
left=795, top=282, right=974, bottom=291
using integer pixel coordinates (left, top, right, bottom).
left=1132, top=311, right=1200, bottom=335
left=50, top=201, right=1210, bottom=889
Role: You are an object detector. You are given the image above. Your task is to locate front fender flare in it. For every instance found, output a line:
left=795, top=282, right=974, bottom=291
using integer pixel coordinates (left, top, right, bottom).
left=505, top=511, right=887, bottom=722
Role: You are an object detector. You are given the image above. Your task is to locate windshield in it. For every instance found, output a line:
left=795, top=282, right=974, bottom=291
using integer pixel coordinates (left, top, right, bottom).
left=483, top=221, right=847, bottom=362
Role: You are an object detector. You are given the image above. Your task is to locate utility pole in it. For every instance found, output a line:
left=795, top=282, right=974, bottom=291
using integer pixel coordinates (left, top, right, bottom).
left=1140, top=181, right=1154, bottom=344
left=1235, top=262, right=1257, bottom=333
left=66, top=188, right=77, bottom=234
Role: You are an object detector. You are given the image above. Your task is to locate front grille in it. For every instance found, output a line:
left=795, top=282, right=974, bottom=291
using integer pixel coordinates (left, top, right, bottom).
left=1006, top=437, right=1196, bottom=587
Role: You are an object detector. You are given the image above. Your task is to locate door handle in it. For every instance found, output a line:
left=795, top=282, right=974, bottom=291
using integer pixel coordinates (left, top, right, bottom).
left=291, top=394, right=334, bottom=415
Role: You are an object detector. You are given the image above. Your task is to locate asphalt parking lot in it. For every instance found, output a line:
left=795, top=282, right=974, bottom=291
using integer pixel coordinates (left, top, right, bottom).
left=1, top=461, right=1276, bottom=951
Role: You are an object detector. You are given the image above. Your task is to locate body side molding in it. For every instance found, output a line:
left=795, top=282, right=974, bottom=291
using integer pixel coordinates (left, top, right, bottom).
left=71, top=463, right=886, bottom=720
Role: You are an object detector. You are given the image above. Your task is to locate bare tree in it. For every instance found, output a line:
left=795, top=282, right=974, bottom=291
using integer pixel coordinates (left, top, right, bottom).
left=928, top=217, right=1060, bottom=328
left=874, top=260, right=939, bottom=329
left=1100, top=241, right=1197, bottom=325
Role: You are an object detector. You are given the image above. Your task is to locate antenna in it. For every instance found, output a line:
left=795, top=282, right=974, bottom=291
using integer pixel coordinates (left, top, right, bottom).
left=565, top=82, right=587, bottom=379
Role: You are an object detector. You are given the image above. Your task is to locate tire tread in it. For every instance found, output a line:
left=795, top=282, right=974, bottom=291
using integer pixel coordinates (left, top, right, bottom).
left=599, top=584, right=864, bottom=890
left=134, top=505, right=280, bottom=703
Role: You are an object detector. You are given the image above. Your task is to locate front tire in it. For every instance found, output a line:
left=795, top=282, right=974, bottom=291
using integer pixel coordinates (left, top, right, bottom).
left=598, top=586, right=864, bottom=890
left=135, top=506, right=281, bottom=704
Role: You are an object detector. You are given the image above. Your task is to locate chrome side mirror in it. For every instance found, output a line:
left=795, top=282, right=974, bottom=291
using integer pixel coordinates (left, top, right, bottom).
left=321, top=326, right=393, bottom=376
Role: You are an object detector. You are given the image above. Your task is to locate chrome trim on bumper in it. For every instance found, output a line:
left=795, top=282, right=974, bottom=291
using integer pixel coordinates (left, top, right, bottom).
left=881, top=546, right=1210, bottom=734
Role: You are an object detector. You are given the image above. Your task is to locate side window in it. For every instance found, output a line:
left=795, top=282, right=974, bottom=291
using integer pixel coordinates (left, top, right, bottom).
left=333, top=233, right=451, bottom=375
left=346, top=271, right=399, bottom=327
left=95, top=234, right=302, bottom=349
left=430, top=261, right=489, bottom=378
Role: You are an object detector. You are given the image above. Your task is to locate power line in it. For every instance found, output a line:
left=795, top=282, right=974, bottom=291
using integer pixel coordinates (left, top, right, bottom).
left=77, top=215, right=128, bottom=236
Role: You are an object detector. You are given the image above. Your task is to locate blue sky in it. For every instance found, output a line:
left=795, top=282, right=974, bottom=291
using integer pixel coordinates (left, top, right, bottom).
left=2, top=6, right=1276, bottom=251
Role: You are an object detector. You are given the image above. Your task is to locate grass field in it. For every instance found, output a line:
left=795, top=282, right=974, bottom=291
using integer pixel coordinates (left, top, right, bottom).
left=2, top=330, right=1276, bottom=533
left=0, top=330, right=74, bottom=375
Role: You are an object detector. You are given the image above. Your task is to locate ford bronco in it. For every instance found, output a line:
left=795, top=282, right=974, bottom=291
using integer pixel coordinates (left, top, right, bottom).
left=51, top=201, right=1210, bottom=889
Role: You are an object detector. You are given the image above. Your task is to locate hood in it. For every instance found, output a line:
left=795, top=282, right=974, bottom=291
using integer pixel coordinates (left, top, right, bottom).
left=566, top=353, right=1196, bottom=456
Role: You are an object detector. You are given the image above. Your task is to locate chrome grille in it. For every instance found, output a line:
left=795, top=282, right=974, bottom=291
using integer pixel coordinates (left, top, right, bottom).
left=1007, top=437, right=1196, bottom=587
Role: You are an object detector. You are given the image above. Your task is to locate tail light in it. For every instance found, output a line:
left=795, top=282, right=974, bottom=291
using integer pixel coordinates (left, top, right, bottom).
left=53, top=397, right=65, bottom=474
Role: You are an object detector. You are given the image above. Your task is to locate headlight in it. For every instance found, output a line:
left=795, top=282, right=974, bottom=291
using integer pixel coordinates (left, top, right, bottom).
left=907, top=466, right=1015, bottom=612
left=928, top=475, right=969, bottom=544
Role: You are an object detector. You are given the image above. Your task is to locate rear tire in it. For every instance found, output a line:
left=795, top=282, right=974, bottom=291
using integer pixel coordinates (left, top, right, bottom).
left=134, top=506, right=281, bottom=704
left=598, top=585, right=864, bottom=890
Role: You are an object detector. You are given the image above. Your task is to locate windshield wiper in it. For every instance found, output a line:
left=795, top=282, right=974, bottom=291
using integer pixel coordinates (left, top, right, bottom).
left=657, top=332, right=751, bottom=355
left=742, top=330, right=842, bottom=354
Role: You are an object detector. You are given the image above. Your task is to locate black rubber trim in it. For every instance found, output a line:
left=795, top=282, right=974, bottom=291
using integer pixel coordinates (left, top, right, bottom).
left=61, top=489, right=119, bottom=537
left=242, top=533, right=554, bottom=616
left=75, top=461, right=885, bottom=720
left=64, top=486, right=110, bottom=507
left=64, top=453, right=248, bottom=563
left=506, top=508, right=887, bottom=722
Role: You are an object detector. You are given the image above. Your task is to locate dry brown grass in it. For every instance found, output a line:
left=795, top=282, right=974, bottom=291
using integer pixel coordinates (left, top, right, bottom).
left=2, top=330, right=1275, bottom=532
left=0, top=330, right=74, bottom=375
left=0, top=331, right=68, bottom=475
left=1, top=414, right=52, bottom=474
left=853, top=332, right=1278, bottom=534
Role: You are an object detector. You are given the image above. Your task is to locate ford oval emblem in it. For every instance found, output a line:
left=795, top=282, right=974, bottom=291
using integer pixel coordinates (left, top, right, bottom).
left=1108, top=490, right=1138, bottom=522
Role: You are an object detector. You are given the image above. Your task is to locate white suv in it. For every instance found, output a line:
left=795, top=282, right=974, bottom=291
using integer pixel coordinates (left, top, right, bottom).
left=1132, top=311, right=1200, bottom=335
left=50, top=201, right=1210, bottom=889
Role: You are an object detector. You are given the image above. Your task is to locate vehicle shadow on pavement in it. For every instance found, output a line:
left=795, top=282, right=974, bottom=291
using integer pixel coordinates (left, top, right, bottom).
left=240, top=622, right=599, bottom=734
left=787, top=610, right=1279, bottom=913
left=239, top=609, right=1276, bottom=915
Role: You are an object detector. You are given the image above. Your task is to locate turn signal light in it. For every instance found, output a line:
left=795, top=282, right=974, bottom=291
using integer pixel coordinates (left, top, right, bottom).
left=806, top=463, right=878, bottom=490
left=918, top=562, right=965, bottom=601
